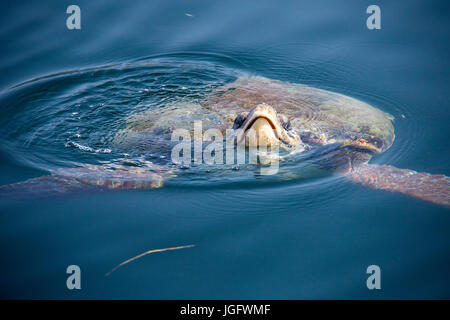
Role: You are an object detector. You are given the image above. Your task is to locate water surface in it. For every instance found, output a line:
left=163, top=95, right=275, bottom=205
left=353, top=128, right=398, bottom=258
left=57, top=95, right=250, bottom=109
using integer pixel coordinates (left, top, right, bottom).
left=0, top=0, right=449, bottom=299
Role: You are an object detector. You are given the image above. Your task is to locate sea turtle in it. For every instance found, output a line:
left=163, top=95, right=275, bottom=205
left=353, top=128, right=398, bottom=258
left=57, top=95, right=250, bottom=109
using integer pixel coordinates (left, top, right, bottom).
left=1, top=75, right=449, bottom=206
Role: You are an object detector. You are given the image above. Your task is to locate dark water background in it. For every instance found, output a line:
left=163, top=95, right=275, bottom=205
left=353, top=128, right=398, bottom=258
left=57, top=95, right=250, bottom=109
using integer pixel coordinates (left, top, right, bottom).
left=0, top=0, right=449, bottom=299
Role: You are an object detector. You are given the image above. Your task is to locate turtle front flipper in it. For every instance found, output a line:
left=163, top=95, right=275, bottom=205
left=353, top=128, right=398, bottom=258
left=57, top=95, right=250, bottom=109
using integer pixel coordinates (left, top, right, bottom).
left=0, top=175, right=97, bottom=199
left=349, top=164, right=450, bottom=207
left=0, top=162, right=173, bottom=199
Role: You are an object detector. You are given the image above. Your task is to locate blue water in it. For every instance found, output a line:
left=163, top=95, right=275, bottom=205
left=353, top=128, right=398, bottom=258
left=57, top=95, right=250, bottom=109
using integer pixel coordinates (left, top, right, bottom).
left=0, top=0, right=449, bottom=299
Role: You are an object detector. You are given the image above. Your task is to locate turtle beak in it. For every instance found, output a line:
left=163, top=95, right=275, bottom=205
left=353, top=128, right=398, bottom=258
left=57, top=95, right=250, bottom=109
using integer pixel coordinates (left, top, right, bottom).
left=234, top=104, right=299, bottom=147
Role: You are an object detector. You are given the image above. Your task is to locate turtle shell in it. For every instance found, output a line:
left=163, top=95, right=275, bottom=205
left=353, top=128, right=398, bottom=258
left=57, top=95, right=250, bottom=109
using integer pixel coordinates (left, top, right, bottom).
left=204, top=75, right=395, bottom=153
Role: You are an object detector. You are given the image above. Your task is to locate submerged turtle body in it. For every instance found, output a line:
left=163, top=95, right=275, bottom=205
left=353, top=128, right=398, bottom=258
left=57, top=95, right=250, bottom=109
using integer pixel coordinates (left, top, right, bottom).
left=1, top=75, right=449, bottom=206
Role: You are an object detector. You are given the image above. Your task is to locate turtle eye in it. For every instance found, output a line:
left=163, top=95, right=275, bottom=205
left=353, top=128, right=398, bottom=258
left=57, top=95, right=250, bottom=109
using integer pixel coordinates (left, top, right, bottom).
left=283, top=120, right=292, bottom=130
left=233, top=113, right=247, bottom=129
left=280, top=117, right=292, bottom=130
left=278, top=114, right=291, bottom=130
left=369, top=137, right=383, bottom=149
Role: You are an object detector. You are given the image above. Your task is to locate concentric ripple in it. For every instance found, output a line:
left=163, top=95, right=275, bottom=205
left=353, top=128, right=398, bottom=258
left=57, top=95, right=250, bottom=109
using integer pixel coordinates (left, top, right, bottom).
left=0, top=54, right=241, bottom=171
left=0, top=52, right=409, bottom=198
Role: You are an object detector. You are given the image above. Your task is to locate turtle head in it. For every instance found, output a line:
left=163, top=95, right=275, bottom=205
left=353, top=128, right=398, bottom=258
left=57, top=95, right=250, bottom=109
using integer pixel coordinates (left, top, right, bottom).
left=232, top=103, right=300, bottom=148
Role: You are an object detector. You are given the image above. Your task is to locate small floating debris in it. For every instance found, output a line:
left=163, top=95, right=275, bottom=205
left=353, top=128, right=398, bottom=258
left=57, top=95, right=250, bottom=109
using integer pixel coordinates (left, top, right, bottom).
left=401, top=114, right=406, bottom=119
left=185, top=13, right=194, bottom=17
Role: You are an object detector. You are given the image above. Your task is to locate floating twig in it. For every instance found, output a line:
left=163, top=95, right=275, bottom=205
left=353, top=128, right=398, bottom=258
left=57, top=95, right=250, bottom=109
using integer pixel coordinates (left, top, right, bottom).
left=105, top=244, right=195, bottom=277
